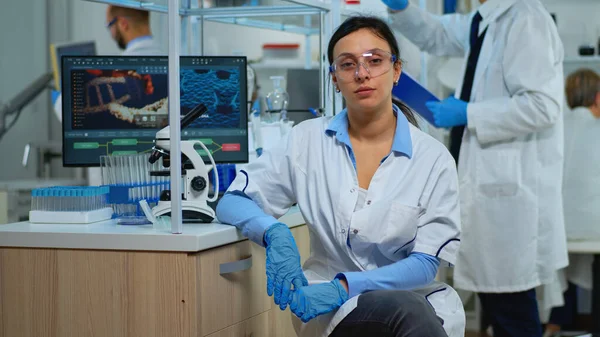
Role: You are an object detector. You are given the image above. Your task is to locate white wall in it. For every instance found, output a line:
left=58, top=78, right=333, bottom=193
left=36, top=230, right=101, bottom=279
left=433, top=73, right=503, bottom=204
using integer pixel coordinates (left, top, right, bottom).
left=0, top=0, right=49, bottom=180
left=541, top=0, right=600, bottom=59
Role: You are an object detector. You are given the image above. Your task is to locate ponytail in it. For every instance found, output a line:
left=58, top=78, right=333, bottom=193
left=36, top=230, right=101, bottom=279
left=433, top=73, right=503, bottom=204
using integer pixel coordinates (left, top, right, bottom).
left=392, top=96, right=420, bottom=129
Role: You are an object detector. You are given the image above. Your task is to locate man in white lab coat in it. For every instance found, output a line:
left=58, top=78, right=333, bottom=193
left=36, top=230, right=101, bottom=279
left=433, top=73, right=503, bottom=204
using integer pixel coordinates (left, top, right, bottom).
left=381, top=0, right=568, bottom=336
left=105, top=5, right=162, bottom=56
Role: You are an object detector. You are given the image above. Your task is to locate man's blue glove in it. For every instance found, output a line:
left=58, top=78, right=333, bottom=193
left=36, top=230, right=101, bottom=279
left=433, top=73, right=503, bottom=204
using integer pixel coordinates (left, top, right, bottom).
left=264, top=223, right=308, bottom=310
left=381, top=0, right=409, bottom=11
left=289, top=279, right=349, bottom=323
left=426, top=97, right=468, bottom=128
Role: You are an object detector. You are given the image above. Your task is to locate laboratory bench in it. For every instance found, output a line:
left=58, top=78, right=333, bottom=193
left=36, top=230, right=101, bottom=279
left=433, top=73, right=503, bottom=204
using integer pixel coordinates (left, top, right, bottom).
left=0, top=207, right=308, bottom=337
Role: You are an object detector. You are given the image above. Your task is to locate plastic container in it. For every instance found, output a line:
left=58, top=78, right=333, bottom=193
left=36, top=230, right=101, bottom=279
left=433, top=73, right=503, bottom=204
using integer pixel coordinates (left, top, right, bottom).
left=209, top=164, right=237, bottom=194
left=264, top=76, right=290, bottom=122
left=262, top=44, right=300, bottom=59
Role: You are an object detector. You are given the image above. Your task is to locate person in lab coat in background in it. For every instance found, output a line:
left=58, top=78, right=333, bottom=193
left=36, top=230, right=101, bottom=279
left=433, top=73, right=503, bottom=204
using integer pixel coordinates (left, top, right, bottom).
left=216, top=15, right=465, bottom=337
left=381, top=0, right=568, bottom=336
left=105, top=5, right=162, bottom=55
left=544, top=69, right=600, bottom=337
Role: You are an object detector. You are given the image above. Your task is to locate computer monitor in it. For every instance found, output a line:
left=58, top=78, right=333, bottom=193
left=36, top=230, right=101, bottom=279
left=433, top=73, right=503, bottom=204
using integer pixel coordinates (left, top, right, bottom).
left=50, top=41, right=96, bottom=90
left=286, top=68, right=320, bottom=124
left=61, top=55, right=248, bottom=167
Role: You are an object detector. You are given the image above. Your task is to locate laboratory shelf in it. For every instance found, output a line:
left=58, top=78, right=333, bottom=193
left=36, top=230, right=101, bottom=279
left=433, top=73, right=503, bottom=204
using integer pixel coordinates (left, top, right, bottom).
left=564, top=55, right=600, bottom=63
left=285, top=0, right=330, bottom=11
left=203, top=8, right=321, bottom=35
left=86, top=0, right=327, bottom=35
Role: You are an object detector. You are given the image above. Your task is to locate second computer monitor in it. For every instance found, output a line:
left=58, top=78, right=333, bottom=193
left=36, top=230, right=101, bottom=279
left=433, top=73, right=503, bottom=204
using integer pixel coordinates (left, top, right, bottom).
left=61, top=55, right=248, bottom=166
left=50, top=41, right=97, bottom=90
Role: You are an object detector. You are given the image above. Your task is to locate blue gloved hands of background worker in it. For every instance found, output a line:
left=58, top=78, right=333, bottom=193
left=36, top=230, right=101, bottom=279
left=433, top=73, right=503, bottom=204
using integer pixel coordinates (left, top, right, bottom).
left=426, top=96, right=468, bottom=128
left=264, top=222, right=308, bottom=310
left=381, top=0, right=409, bottom=11
left=289, top=278, right=349, bottom=323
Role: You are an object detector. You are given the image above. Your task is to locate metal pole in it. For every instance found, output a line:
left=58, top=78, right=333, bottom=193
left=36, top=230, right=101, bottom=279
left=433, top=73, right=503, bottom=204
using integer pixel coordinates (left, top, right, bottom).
left=330, top=0, right=342, bottom=116
left=304, top=15, right=311, bottom=70
left=593, top=254, right=600, bottom=333
left=319, top=11, right=325, bottom=111
left=168, top=0, right=183, bottom=234
left=419, top=0, right=428, bottom=87
left=199, top=16, right=204, bottom=56
left=181, top=0, right=191, bottom=55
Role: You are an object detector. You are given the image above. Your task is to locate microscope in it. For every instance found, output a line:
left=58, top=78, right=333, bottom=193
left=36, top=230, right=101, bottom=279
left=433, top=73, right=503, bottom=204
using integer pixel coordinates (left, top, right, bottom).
left=148, top=103, right=219, bottom=223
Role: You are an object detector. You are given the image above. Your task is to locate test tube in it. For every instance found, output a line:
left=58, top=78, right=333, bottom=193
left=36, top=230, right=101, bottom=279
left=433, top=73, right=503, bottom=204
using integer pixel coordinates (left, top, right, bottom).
left=76, top=189, right=82, bottom=212
left=57, top=188, right=61, bottom=211
left=48, top=189, right=53, bottom=211
left=31, top=189, right=37, bottom=211
left=82, top=189, right=87, bottom=212
left=68, top=189, right=73, bottom=212
left=93, top=188, right=97, bottom=210
left=100, top=156, right=108, bottom=185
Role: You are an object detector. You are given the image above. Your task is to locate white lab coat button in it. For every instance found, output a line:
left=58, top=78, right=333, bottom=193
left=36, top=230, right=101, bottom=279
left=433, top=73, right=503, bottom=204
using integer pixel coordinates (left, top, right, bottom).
left=341, top=229, right=346, bottom=233
left=353, top=229, right=358, bottom=234
left=350, top=188, right=356, bottom=193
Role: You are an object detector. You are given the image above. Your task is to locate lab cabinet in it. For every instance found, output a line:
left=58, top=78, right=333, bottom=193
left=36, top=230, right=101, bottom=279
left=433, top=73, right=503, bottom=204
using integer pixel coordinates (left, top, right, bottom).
left=0, top=222, right=309, bottom=337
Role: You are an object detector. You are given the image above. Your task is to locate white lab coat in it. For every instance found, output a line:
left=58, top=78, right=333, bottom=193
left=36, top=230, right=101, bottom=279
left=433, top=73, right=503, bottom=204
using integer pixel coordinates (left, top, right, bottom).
left=121, top=36, right=163, bottom=56
left=390, top=0, right=568, bottom=294
left=227, top=110, right=465, bottom=337
left=562, top=106, right=600, bottom=289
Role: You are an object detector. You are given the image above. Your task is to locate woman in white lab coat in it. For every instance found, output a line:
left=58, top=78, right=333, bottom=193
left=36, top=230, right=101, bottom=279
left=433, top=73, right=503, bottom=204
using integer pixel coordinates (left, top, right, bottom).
left=544, top=69, right=600, bottom=337
left=216, top=16, right=464, bottom=337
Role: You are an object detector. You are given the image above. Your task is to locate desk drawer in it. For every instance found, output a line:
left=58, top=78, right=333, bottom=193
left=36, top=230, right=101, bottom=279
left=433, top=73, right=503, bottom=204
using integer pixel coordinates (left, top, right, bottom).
left=198, top=240, right=271, bottom=336
left=205, top=310, right=271, bottom=337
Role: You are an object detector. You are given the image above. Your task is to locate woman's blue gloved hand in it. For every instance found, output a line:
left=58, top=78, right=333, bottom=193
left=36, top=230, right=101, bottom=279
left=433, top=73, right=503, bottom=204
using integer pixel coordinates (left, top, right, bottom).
left=264, top=223, right=308, bottom=310
left=381, top=0, right=409, bottom=10
left=289, top=278, right=349, bottom=323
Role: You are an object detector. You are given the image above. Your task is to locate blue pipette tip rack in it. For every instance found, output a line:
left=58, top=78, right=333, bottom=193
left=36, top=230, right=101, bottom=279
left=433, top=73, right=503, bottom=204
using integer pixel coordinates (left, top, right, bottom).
left=29, top=186, right=113, bottom=224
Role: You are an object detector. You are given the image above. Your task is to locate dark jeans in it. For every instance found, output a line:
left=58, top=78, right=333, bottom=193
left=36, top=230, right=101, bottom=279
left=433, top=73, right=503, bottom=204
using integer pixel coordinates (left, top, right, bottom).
left=329, top=290, right=448, bottom=337
left=479, top=289, right=542, bottom=337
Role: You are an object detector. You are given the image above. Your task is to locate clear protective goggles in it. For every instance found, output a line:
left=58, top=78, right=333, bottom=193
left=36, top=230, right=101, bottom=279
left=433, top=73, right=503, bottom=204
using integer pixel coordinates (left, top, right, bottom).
left=329, top=49, right=398, bottom=82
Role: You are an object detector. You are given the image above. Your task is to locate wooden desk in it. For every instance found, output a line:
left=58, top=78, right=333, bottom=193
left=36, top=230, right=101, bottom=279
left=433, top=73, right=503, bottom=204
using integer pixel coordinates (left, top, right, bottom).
left=0, top=208, right=307, bottom=337
left=568, top=241, right=600, bottom=333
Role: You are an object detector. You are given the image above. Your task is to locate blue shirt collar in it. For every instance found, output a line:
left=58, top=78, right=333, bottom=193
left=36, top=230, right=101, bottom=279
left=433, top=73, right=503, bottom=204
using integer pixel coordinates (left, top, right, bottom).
left=325, top=104, right=413, bottom=158
left=127, top=35, right=153, bottom=49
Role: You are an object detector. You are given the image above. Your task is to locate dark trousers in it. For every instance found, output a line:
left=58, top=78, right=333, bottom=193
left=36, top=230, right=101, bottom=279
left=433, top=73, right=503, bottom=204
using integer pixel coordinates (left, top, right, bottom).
left=330, top=290, right=447, bottom=337
left=478, top=289, right=542, bottom=337
left=548, top=282, right=578, bottom=328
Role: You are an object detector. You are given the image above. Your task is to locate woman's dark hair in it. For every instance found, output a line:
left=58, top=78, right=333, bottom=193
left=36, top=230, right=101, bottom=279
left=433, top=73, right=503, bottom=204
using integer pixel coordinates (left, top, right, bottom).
left=393, top=97, right=420, bottom=128
left=327, top=16, right=419, bottom=128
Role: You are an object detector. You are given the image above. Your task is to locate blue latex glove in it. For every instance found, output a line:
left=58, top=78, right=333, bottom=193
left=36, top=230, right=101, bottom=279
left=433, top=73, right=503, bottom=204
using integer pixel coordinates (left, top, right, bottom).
left=289, top=278, right=349, bottom=323
left=264, top=223, right=308, bottom=310
left=426, top=97, right=468, bottom=128
left=51, top=90, right=61, bottom=105
left=381, top=0, right=409, bottom=10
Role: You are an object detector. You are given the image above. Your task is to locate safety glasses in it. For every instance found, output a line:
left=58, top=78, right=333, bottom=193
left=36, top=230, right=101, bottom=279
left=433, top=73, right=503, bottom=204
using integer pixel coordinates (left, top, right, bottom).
left=329, top=49, right=398, bottom=82
left=106, top=17, right=119, bottom=29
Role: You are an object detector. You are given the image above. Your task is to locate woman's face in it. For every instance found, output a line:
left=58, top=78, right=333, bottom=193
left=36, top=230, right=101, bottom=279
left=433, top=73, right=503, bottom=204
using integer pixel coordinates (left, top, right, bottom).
left=331, top=28, right=401, bottom=112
